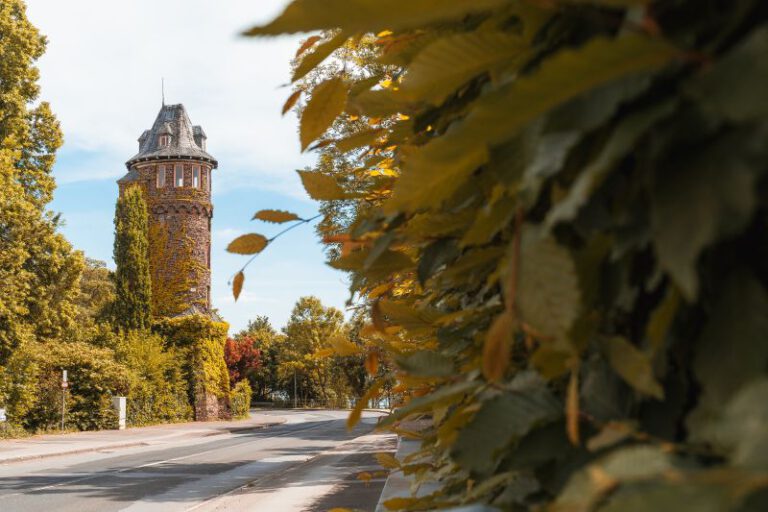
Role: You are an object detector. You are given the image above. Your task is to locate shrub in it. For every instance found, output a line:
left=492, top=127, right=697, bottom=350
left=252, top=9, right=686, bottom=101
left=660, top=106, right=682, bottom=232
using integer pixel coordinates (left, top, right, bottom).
left=155, top=315, right=231, bottom=419
left=25, top=341, right=131, bottom=431
left=230, top=380, right=252, bottom=419
left=115, top=330, right=192, bottom=426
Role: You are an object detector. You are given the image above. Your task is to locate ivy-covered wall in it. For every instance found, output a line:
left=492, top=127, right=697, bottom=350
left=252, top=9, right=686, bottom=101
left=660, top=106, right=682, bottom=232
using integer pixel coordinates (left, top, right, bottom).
left=122, top=160, right=213, bottom=314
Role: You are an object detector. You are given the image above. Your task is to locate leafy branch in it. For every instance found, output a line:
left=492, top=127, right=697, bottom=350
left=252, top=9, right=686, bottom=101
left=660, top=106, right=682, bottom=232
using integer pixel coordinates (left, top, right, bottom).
left=227, top=211, right=322, bottom=300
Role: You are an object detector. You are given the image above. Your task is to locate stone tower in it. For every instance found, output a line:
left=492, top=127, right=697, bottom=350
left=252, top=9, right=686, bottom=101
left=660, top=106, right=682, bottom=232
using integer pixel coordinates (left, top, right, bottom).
left=118, top=104, right=217, bottom=317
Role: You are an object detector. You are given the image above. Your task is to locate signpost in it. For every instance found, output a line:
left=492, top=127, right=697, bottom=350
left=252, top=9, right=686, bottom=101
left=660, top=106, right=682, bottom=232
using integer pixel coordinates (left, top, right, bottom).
left=61, top=369, right=68, bottom=431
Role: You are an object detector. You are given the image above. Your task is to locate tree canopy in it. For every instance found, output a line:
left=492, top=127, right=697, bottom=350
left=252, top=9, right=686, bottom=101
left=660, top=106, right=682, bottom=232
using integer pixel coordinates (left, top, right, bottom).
left=0, top=0, right=82, bottom=364
left=113, top=186, right=152, bottom=331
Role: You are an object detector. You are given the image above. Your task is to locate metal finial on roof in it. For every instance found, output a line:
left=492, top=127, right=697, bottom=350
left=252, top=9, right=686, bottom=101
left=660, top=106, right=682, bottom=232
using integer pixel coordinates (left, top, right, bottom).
left=161, top=77, right=165, bottom=106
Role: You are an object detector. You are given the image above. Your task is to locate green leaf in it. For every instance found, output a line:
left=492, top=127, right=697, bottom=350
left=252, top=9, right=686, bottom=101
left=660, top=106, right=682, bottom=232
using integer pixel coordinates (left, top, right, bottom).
left=400, top=31, right=527, bottom=106
left=252, top=209, right=301, bottom=223
left=555, top=446, right=672, bottom=511
left=417, top=239, right=459, bottom=285
left=687, top=272, right=768, bottom=447
left=292, top=31, right=349, bottom=82
left=334, top=128, right=386, bottom=153
left=387, top=34, right=677, bottom=211
left=452, top=373, right=561, bottom=474
left=297, top=170, right=347, bottom=200
left=710, top=378, right=768, bottom=470
left=396, top=350, right=455, bottom=377
left=546, top=99, right=678, bottom=228
left=599, top=482, right=730, bottom=512
left=650, top=127, right=762, bottom=299
left=460, top=195, right=516, bottom=247
left=300, top=77, right=348, bottom=151
left=226, top=234, right=268, bottom=255
left=516, top=229, right=581, bottom=344
left=685, top=25, right=768, bottom=123
left=605, top=336, right=664, bottom=400
left=243, top=0, right=511, bottom=35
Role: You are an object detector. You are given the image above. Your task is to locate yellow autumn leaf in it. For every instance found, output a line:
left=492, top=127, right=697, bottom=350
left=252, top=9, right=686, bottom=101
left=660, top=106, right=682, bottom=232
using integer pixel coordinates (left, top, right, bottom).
left=232, top=271, right=244, bottom=301
left=567, top=367, right=580, bottom=446
left=329, top=335, right=363, bottom=356
left=300, top=77, right=348, bottom=151
left=252, top=209, right=301, bottom=224
left=297, top=170, right=347, bottom=200
left=482, top=311, right=513, bottom=382
left=295, top=34, right=321, bottom=57
left=281, top=90, right=302, bottom=116
left=348, top=379, right=383, bottom=430
left=375, top=452, right=400, bottom=469
left=365, top=350, right=379, bottom=376
left=227, top=233, right=268, bottom=255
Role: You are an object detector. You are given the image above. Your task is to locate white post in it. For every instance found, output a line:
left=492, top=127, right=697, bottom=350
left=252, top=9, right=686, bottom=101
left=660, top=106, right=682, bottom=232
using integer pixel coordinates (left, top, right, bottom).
left=112, top=396, right=127, bottom=430
left=61, top=370, right=68, bottom=431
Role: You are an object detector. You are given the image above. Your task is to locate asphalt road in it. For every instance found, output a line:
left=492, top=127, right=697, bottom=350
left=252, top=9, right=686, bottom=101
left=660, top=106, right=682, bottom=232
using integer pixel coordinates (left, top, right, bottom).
left=0, top=410, right=395, bottom=512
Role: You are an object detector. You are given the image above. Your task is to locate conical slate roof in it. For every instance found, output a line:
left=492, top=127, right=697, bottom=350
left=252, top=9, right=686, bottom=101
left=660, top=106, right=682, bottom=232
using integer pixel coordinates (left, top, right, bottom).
left=125, top=104, right=217, bottom=168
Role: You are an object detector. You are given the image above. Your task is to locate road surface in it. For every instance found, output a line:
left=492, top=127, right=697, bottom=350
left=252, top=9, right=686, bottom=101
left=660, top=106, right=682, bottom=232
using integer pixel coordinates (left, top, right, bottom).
left=0, top=410, right=395, bottom=512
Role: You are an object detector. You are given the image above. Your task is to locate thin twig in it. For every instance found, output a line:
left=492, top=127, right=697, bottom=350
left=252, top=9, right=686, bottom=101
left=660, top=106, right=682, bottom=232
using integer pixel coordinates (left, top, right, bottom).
left=232, top=213, right=323, bottom=280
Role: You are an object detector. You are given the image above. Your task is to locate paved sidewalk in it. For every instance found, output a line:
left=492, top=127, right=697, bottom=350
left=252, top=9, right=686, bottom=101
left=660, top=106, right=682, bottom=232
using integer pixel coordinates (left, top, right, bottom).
left=0, top=412, right=286, bottom=465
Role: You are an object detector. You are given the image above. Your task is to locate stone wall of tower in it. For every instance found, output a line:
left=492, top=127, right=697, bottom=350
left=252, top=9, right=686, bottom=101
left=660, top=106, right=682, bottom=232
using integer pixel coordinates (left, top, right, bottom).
left=119, top=160, right=213, bottom=317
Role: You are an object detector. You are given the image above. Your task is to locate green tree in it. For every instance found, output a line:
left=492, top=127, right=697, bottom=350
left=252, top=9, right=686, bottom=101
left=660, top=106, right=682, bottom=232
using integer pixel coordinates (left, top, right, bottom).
left=0, top=0, right=81, bottom=363
left=235, top=316, right=280, bottom=401
left=75, top=258, right=116, bottom=324
left=113, top=186, right=152, bottom=331
left=280, top=296, right=348, bottom=405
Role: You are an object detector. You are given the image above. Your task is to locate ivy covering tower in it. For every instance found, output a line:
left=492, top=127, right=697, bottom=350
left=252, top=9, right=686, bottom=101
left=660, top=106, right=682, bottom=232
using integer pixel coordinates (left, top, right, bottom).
left=118, top=104, right=216, bottom=318
left=116, top=104, right=230, bottom=421
left=112, top=185, right=152, bottom=331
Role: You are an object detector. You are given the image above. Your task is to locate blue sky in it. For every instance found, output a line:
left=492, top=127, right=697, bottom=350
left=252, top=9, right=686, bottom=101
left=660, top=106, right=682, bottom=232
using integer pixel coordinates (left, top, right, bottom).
left=25, top=0, right=351, bottom=333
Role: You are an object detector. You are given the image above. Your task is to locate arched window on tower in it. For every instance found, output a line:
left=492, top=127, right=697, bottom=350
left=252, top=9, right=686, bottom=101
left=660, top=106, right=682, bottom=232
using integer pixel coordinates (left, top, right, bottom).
left=158, top=134, right=170, bottom=146
left=175, top=165, right=183, bottom=187
left=193, top=166, right=200, bottom=188
left=156, top=166, right=166, bottom=188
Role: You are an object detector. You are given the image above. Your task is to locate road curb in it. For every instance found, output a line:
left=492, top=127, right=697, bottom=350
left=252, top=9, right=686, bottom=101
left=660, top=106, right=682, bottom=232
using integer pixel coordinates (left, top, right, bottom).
left=0, top=441, right=151, bottom=465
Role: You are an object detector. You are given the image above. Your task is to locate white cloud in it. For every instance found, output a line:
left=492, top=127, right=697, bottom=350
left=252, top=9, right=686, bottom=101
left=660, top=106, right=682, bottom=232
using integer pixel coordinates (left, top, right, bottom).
left=26, top=0, right=315, bottom=195
left=213, top=227, right=244, bottom=240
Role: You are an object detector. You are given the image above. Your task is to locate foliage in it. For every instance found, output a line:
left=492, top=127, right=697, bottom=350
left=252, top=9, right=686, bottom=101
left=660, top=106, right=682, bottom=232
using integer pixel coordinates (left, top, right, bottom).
left=0, top=0, right=81, bottom=365
left=224, top=336, right=261, bottom=384
left=146, top=220, right=204, bottom=317
left=74, top=258, right=116, bottom=329
left=279, top=296, right=352, bottom=406
left=24, top=341, right=130, bottom=431
left=230, top=380, right=253, bottom=419
left=115, top=330, right=192, bottom=426
left=234, top=316, right=281, bottom=401
left=244, top=1, right=768, bottom=510
left=156, top=315, right=231, bottom=403
left=113, top=185, right=152, bottom=331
